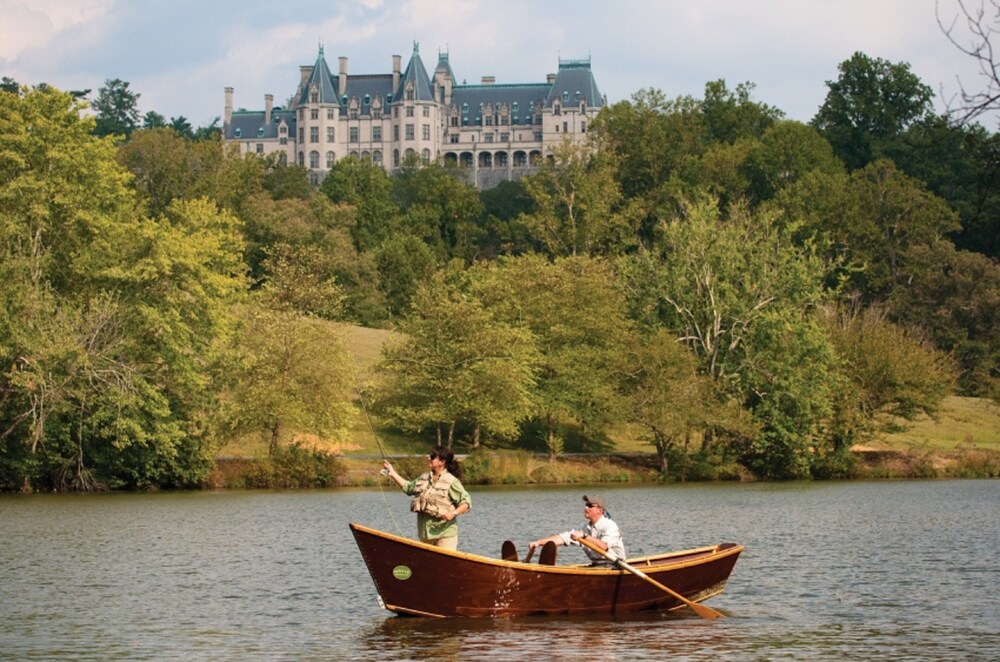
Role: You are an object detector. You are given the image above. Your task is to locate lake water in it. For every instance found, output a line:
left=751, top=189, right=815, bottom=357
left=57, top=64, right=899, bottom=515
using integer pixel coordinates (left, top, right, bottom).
left=1, top=479, right=998, bottom=660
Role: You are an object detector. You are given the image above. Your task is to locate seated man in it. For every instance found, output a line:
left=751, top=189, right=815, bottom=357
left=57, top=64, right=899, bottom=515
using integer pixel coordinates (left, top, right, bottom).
left=528, top=495, right=625, bottom=566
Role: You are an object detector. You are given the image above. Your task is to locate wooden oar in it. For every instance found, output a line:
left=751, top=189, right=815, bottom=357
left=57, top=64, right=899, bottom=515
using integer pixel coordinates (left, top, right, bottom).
left=578, top=537, right=723, bottom=620
left=523, top=546, right=537, bottom=563
left=501, top=540, right=518, bottom=562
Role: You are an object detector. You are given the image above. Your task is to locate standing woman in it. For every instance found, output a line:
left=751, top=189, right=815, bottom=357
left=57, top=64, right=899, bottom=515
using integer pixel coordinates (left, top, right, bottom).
left=382, top=446, right=471, bottom=550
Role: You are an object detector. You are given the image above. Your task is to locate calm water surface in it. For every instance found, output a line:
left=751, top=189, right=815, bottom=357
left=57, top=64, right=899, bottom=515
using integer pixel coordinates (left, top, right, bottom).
left=1, top=480, right=998, bottom=660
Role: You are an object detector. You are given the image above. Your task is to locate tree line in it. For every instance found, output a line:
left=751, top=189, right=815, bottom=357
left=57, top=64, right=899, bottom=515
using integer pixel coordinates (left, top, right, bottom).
left=2, top=45, right=999, bottom=490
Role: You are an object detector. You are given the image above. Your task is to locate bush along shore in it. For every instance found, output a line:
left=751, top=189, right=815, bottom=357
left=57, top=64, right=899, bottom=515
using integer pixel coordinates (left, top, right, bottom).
left=205, top=446, right=1000, bottom=490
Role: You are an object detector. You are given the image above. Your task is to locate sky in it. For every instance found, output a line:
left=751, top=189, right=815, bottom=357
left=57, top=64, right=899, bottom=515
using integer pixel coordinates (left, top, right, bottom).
left=2, top=0, right=994, bottom=128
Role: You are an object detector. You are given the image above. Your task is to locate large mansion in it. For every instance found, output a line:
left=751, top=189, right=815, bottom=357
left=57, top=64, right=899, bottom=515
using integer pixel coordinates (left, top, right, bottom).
left=223, top=43, right=604, bottom=188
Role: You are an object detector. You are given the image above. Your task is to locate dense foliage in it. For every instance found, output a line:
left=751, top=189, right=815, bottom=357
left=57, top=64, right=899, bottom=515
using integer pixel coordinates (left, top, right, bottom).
left=2, top=45, right=998, bottom=489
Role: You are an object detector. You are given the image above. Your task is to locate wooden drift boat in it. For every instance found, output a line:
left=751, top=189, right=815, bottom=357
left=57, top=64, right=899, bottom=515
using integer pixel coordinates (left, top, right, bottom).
left=350, top=522, right=743, bottom=618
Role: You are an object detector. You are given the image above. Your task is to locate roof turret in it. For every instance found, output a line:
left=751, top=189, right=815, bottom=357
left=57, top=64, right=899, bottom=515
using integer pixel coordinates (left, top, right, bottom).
left=297, top=45, right=338, bottom=106
left=395, top=41, right=434, bottom=101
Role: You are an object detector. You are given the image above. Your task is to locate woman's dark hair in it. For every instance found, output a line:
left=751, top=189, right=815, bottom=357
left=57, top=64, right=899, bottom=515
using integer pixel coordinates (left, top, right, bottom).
left=430, top=445, right=462, bottom=479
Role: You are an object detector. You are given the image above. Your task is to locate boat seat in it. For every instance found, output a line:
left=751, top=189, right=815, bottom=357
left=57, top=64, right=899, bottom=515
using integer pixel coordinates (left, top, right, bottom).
left=539, top=540, right=557, bottom=565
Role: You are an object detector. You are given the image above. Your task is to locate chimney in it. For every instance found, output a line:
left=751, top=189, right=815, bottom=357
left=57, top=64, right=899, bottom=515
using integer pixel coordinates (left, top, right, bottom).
left=481, top=75, right=496, bottom=85
left=265, top=94, right=273, bottom=125
left=339, top=56, right=348, bottom=97
left=300, top=65, right=313, bottom=87
left=546, top=73, right=556, bottom=84
left=392, top=54, right=401, bottom=91
left=224, top=87, right=233, bottom=127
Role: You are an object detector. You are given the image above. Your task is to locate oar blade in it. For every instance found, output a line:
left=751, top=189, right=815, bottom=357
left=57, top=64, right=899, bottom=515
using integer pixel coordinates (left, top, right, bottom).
left=501, top=540, right=518, bottom=562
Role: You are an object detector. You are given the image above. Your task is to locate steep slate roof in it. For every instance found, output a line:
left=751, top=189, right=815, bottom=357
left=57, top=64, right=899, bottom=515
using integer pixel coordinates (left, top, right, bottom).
left=395, top=42, right=434, bottom=101
left=344, top=74, right=394, bottom=106
left=546, top=58, right=603, bottom=108
left=451, top=83, right=551, bottom=126
left=435, top=51, right=456, bottom=81
left=225, top=108, right=295, bottom=140
left=297, top=45, right=338, bottom=106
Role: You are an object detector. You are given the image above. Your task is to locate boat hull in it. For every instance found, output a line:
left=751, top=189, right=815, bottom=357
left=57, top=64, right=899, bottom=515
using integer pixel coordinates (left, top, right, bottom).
left=350, top=522, right=743, bottom=618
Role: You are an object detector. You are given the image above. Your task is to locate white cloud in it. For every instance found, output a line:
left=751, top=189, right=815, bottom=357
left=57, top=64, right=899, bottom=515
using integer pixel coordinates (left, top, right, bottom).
left=0, top=0, right=113, bottom=61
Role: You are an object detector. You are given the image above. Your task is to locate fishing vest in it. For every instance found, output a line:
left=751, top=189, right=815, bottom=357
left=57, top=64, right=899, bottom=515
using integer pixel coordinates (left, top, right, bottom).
left=410, top=471, right=456, bottom=519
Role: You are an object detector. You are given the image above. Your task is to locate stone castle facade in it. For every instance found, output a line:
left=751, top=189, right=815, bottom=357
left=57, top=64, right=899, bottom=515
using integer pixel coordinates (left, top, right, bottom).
left=223, top=43, right=604, bottom=188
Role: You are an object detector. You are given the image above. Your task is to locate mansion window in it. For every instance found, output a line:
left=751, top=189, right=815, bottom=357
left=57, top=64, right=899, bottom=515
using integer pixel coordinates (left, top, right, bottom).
left=485, top=133, right=494, bottom=143
left=349, top=127, right=359, bottom=143
left=393, top=125, right=400, bottom=141
left=327, top=127, right=335, bottom=142
left=422, top=106, right=430, bottom=117
left=500, top=132, right=509, bottom=142
left=405, top=124, right=414, bottom=140
left=327, top=109, right=335, bottom=120
left=534, top=131, right=543, bottom=141
left=422, top=148, right=430, bottom=163
left=310, top=127, right=319, bottom=143
left=298, top=128, right=304, bottom=142
left=450, top=116, right=458, bottom=127
left=406, top=106, right=414, bottom=117
left=372, top=126, right=382, bottom=141
left=449, top=134, right=459, bottom=144
left=311, top=109, right=319, bottom=120
left=310, top=151, right=319, bottom=168
left=256, top=143, right=263, bottom=153
left=326, top=151, right=335, bottom=167
left=422, top=124, right=430, bottom=140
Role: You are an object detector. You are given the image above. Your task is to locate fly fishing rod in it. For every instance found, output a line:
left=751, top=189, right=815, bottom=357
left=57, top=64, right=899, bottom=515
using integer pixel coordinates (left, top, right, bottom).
left=358, top=389, right=405, bottom=535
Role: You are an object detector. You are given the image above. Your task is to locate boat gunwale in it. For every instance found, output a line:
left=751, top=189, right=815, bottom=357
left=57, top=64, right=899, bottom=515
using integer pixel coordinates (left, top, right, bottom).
left=349, top=522, right=744, bottom=575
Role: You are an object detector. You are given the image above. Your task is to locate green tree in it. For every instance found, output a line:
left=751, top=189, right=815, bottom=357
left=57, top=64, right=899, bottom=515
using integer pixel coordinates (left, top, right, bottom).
left=92, top=78, right=141, bottom=139
left=618, top=198, right=837, bottom=478
left=220, top=304, right=355, bottom=457
left=775, top=160, right=961, bottom=299
left=474, top=254, right=632, bottom=459
left=1, top=87, right=246, bottom=490
left=393, top=159, right=483, bottom=260
left=170, top=116, right=194, bottom=139
left=375, top=235, right=437, bottom=321
left=701, top=79, right=784, bottom=144
left=142, top=110, right=167, bottom=129
left=519, top=139, right=636, bottom=257
left=822, top=305, right=957, bottom=450
left=319, top=156, right=399, bottom=251
left=883, top=116, right=1000, bottom=259
left=622, top=329, right=754, bottom=475
left=744, top=120, right=844, bottom=203
left=887, top=240, right=1000, bottom=399
left=812, top=52, right=934, bottom=170
left=377, top=267, right=539, bottom=447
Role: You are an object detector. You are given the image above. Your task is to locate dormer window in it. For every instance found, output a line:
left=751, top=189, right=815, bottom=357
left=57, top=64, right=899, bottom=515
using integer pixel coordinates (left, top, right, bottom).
left=258, top=127, right=264, bottom=137
left=234, top=128, right=241, bottom=137
left=512, top=101, right=519, bottom=112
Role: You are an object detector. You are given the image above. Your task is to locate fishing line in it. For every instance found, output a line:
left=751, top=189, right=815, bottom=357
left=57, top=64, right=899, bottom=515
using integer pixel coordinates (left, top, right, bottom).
left=358, top=389, right=405, bottom=536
